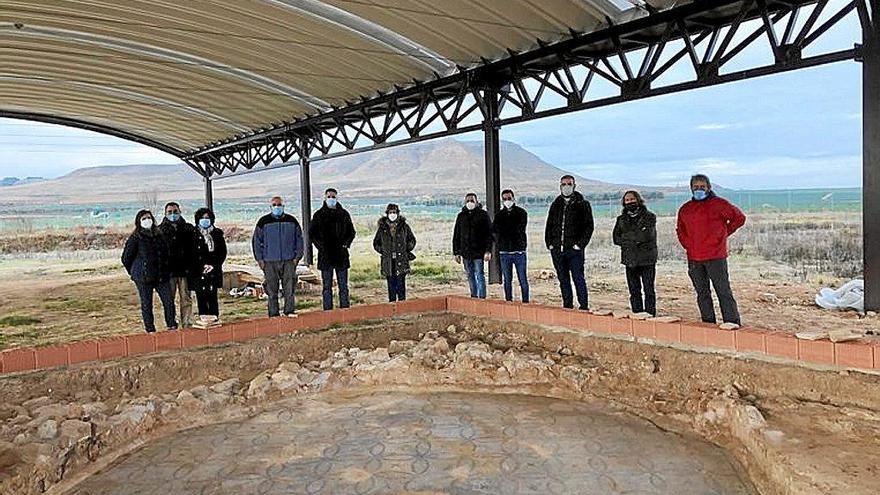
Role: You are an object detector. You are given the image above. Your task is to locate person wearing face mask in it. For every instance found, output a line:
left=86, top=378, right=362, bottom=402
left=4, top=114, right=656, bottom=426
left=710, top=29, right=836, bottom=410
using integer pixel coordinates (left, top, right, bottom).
left=252, top=196, right=304, bottom=317
left=373, top=204, right=417, bottom=302
left=121, top=210, right=177, bottom=333
left=613, top=191, right=658, bottom=315
left=309, top=188, right=356, bottom=310
left=491, top=189, right=529, bottom=303
left=157, top=202, right=195, bottom=327
left=190, top=208, right=227, bottom=319
left=452, top=193, right=493, bottom=299
left=676, top=174, right=746, bottom=326
left=544, top=175, right=594, bottom=310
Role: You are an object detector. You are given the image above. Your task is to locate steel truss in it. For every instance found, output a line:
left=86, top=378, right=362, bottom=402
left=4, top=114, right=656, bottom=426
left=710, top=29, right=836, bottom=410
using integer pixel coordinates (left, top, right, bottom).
left=185, top=0, right=867, bottom=178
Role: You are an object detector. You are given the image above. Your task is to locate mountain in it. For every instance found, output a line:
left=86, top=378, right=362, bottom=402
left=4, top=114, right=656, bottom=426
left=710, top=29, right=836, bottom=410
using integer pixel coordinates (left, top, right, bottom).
left=0, top=138, right=673, bottom=204
left=1, top=176, right=45, bottom=187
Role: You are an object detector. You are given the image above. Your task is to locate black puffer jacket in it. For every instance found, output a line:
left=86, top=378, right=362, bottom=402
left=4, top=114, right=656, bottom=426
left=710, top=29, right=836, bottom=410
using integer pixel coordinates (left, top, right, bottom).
left=188, top=227, right=228, bottom=291
left=373, top=217, right=416, bottom=277
left=613, top=207, right=658, bottom=267
left=157, top=218, right=195, bottom=278
left=492, top=204, right=528, bottom=252
left=544, top=191, right=594, bottom=250
left=452, top=204, right=493, bottom=260
left=309, top=203, right=356, bottom=270
left=121, top=229, right=171, bottom=285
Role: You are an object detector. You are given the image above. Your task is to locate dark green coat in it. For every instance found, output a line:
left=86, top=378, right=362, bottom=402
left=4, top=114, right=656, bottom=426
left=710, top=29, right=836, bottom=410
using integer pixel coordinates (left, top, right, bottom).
left=612, top=207, right=658, bottom=267
left=372, top=217, right=416, bottom=277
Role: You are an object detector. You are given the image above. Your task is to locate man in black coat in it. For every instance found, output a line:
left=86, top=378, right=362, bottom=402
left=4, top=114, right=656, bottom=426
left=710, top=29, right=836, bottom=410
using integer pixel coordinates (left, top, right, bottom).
left=544, top=175, right=594, bottom=310
left=157, top=202, right=194, bottom=327
left=452, top=192, right=493, bottom=299
left=492, top=189, right=529, bottom=302
left=309, top=188, right=356, bottom=310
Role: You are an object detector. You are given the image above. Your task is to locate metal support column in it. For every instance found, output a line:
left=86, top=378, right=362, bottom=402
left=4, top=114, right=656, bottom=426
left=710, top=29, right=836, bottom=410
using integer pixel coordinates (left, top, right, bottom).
left=864, top=1, right=880, bottom=311
left=300, top=156, right=314, bottom=266
left=204, top=177, right=214, bottom=211
left=484, top=88, right=502, bottom=284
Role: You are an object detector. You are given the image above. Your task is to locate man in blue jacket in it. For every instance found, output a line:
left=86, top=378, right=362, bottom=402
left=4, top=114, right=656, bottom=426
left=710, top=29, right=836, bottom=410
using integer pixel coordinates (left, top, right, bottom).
left=252, top=196, right=304, bottom=317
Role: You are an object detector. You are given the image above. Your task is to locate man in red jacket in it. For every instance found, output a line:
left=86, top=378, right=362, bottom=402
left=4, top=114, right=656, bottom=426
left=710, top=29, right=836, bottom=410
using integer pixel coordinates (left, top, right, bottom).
left=676, top=174, right=746, bottom=326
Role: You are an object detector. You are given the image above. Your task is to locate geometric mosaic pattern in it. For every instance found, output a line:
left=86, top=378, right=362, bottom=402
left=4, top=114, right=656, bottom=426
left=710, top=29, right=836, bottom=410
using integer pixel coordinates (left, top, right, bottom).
left=71, top=392, right=756, bottom=494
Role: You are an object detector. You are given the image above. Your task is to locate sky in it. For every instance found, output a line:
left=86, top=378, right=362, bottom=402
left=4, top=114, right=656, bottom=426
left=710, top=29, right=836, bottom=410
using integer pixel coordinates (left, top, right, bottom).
left=0, top=2, right=863, bottom=190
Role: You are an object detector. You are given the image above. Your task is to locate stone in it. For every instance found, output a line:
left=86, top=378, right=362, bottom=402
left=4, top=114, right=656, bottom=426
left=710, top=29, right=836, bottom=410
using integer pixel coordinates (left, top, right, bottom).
left=452, top=342, right=498, bottom=370
left=828, top=330, right=862, bottom=343
left=37, top=419, right=58, bottom=440
left=59, top=419, right=92, bottom=444
left=388, top=340, right=416, bottom=355
left=111, top=405, right=151, bottom=427
left=32, top=404, right=69, bottom=421
left=23, top=396, right=52, bottom=410
left=210, top=378, right=240, bottom=396
left=445, top=324, right=458, bottom=334
left=795, top=330, right=828, bottom=341
left=270, top=370, right=302, bottom=392
left=176, top=390, right=196, bottom=402
left=630, top=312, right=653, bottom=320
left=759, top=292, right=779, bottom=303
left=246, top=373, right=273, bottom=399
left=82, top=402, right=108, bottom=417
left=277, top=362, right=302, bottom=374
left=352, top=348, right=391, bottom=367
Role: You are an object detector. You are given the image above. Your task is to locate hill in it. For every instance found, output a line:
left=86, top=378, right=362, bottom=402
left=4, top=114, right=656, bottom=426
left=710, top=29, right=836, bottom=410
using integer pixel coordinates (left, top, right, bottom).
left=0, top=138, right=674, bottom=204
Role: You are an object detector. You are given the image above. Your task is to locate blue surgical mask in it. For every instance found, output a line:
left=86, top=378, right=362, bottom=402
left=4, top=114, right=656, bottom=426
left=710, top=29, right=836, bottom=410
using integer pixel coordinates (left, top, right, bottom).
left=693, top=190, right=708, bottom=201
left=326, top=198, right=337, bottom=208
left=271, top=206, right=284, bottom=217
left=198, top=218, right=212, bottom=229
left=166, top=213, right=180, bottom=222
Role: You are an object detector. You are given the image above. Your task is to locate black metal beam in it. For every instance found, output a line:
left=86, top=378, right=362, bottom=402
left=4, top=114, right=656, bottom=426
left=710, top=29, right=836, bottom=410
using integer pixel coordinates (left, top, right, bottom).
left=187, top=0, right=862, bottom=178
left=300, top=155, right=314, bottom=266
left=484, top=88, right=502, bottom=285
left=863, top=0, right=879, bottom=311
left=204, top=178, right=214, bottom=211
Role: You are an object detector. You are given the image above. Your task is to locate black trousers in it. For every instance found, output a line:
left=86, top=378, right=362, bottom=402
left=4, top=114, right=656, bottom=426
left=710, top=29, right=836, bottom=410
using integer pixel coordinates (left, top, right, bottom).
left=625, top=265, right=656, bottom=316
left=195, top=287, right=219, bottom=316
left=687, top=258, right=741, bottom=325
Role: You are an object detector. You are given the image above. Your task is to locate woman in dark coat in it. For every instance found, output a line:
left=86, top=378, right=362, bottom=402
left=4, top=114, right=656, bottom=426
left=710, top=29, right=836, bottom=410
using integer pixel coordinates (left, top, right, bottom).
left=189, top=207, right=227, bottom=318
left=612, top=190, right=658, bottom=315
left=373, top=204, right=416, bottom=302
left=121, top=209, right=177, bottom=332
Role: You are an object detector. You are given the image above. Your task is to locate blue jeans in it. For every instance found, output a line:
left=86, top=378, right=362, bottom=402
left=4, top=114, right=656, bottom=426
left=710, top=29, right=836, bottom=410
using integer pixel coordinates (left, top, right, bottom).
left=387, top=274, right=406, bottom=302
left=550, top=248, right=589, bottom=310
left=321, top=267, right=350, bottom=310
left=463, top=258, right=486, bottom=299
left=500, top=253, right=529, bottom=302
left=135, top=281, right=177, bottom=333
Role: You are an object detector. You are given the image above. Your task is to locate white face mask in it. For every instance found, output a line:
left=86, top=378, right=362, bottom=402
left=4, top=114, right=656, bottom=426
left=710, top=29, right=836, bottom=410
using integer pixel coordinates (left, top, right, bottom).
left=465, top=201, right=477, bottom=210
left=387, top=213, right=398, bottom=222
left=503, top=200, right=514, bottom=209
left=140, top=218, right=153, bottom=229
left=561, top=184, right=574, bottom=197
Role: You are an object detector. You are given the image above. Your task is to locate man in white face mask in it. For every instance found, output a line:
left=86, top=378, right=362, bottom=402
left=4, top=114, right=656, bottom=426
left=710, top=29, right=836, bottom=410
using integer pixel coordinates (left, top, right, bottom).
left=452, top=193, right=493, bottom=298
left=309, top=188, right=356, bottom=310
left=491, top=189, right=529, bottom=303
left=544, top=175, right=594, bottom=310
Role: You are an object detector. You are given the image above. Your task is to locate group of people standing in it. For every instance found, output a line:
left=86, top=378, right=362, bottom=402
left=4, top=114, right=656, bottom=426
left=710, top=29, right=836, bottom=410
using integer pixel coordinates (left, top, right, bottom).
left=453, top=173, right=746, bottom=326
left=122, top=172, right=746, bottom=334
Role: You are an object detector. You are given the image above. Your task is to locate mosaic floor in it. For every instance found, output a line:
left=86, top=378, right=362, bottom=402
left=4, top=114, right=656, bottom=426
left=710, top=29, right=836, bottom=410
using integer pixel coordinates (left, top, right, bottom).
left=71, top=391, right=755, bottom=494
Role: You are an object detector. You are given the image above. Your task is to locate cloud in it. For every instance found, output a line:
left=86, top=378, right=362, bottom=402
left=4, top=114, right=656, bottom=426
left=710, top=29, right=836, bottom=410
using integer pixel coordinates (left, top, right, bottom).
left=695, top=123, right=744, bottom=131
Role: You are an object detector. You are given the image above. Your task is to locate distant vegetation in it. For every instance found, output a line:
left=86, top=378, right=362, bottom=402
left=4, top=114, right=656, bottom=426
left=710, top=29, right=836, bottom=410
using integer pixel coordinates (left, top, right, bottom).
left=417, top=191, right=665, bottom=206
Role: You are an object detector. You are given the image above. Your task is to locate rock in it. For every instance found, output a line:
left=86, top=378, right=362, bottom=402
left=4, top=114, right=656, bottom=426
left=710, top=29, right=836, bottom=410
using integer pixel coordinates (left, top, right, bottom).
left=352, top=348, right=391, bottom=367
left=32, top=404, right=69, bottom=421
left=246, top=373, right=273, bottom=399
left=23, top=396, right=52, bottom=410
left=308, top=372, right=330, bottom=390
left=111, top=404, right=151, bottom=427
left=176, top=390, right=196, bottom=402
left=743, top=405, right=767, bottom=429
left=388, top=340, right=416, bottom=355
left=558, top=346, right=573, bottom=356
left=37, top=420, right=58, bottom=440
left=445, top=324, right=458, bottom=334
left=759, top=292, right=779, bottom=303
left=277, top=362, right=302, bottom=374
left=630, top=312, right=653, bottom=320
left=209, top=378, right=240, bottom=396
left=189, top=385, right=210, bottom=399
left=66, top=403, right=85, bottom=419
left=59, top=420, right=92, bottom=444
left=74, top=390, right=96, bottom=402
left=828, top=330, right=862, bottom=343
left=269, top=370, right=302, bottom=392
left=795, top=330, right=828, bottom=341
left=452, top=342, right=498, bottom=370
left=82, top=402, right=108, bottom=417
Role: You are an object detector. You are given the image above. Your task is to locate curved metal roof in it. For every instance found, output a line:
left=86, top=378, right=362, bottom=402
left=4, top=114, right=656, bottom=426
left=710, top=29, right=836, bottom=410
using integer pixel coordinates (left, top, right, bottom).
left=1, top=0, right=658, bottom=156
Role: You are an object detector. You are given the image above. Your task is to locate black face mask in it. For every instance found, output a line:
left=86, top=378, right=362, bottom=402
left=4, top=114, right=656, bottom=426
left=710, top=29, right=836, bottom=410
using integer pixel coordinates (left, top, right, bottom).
left=624, top=203, right=640, bottom=213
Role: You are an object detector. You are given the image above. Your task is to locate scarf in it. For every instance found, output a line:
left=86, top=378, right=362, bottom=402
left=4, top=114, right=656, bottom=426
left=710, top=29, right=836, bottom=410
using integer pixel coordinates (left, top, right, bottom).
left=199, top=226, right=215, bottom=252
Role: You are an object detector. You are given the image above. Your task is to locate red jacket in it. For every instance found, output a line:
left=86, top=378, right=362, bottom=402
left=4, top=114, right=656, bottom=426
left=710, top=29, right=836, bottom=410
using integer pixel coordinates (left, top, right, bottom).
left=676, top=194, right=746, bottom=261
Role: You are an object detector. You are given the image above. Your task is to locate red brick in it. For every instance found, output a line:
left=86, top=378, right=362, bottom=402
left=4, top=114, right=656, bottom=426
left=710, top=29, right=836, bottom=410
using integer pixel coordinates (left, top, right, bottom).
left=734, top=328, right=767, bottom=354
left=126, top=333, right=157, bottom=355
left=765, top=332, right=798, bottom=360
left=654, top=322, right=681, bottom=343
left=395, top=298, right=440, bottom=315
left=181, top=328, right=209, bottom=348
left=207, top=326, right=234, bottom=345
left=275, top=315, right=304, bottom=334
left=502, top=302, right=520, bottom=321
left=632, top=319, right=655, bottom=339
left=519, top=304, right=537, bottom=323
left=550, top=308, right=573, bottom=327
left=0, top=352, right=3, bottom=373
left=488, top=300, right=506, bottom=319
left=152, top=331, right=181, bottom=352
left=1, top=348, right=36, bottom=373
left=834, top=340, right=874, bottom=369
left=590, top=314, right=613, bottom=334
left=35, top=345, right=69, bottom=369
left=254, top=318, right=281, bottom=338
left=445, top=296, right=461, bottom=313
left=681, top=322, right=711, bottom=347
left=324, top=309, right=345, bottom=326
left=874, top=344, right=880, bottom=370
left=231, top=320, right=257, bottom=342
left=798, top=339, right=835, bottom=365
left=362, top=303, right=394, bottom=320
left=339, top=307, right=359, bottom=323
left=67, top=340, right=100, bottom=364
left=447, top=296, right=472, bottom=314
left=705, top=327, right=736, bottom=350
left=421, top=296, right=448, bottom=312
left=97, top=336, right=128, bottom=359
left=297, top=311, right=324, bottom=330
left=535, top=306, right=555, bottom=325
left=473, top=299, right=491, bottom=317
left=610, top=316, right=633, bottom=336
left=570, top=310, right=590, bottom=331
